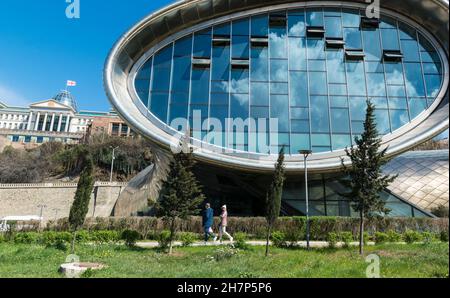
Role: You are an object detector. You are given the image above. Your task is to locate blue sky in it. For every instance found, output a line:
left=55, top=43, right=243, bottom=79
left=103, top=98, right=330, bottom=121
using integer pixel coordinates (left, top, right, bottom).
left=0, top=0, right=173, bottom=111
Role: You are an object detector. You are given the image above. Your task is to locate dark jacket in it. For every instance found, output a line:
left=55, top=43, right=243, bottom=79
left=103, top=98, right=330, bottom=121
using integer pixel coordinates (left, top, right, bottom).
left=202, top=208, right=214, bottom=228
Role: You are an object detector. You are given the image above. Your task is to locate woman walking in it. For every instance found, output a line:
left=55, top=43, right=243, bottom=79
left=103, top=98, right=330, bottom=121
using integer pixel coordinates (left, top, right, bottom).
left=219, top=205, right=233, bottom=243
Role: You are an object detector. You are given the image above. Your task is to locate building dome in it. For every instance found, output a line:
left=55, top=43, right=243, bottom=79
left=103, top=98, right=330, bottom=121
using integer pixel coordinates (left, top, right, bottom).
left=53, top=90, right=78, bottom=112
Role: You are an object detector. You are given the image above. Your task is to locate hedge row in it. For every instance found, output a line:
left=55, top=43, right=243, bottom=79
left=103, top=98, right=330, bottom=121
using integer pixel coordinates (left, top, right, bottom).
left=43, top=216, right=449, bottom=241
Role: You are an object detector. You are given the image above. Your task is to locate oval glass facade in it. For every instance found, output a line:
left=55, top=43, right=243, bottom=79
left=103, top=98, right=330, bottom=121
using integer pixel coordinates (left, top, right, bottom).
left=134, top=7, right=444, bottom=155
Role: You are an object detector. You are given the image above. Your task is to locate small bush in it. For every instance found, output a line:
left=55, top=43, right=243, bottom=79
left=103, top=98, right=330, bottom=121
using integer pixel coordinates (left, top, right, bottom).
left=14, top=232, right=40, bottom=244
left=271, top=231, right=287, bottom=248
left=340, top=232, right=353, bottom=248
left=233, top=232, right=250, bottom=250
left=121, top=230, right=141, bottom=247
left=210, top=246, right=239, bottom=262
left=0, top=233, right=5, bottom=243
left=75, top=230, right=90, bottom=243
left=386, top=230, right=402, bottom=243
left=178, top=232, right=197, bottom=247
left=403, top=230, right=422, bottom=244
left=440, top=230, right=449, bottom=242
left=90, top=230, right=120, bottom=244
left=327, top=232, right=339, bottom=248
left=374, top=232, right=388, bottom=244
left=363, top=232, right=370, bottom=245
left=42, top=231, right=71, bottom=247
left=421, top=232, right=434, bottom=244
left=156, top=230, right=171, bottom=249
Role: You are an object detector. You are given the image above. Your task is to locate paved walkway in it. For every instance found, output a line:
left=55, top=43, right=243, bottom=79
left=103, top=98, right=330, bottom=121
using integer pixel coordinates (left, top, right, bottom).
left=136, top=240, right=375, bottom=248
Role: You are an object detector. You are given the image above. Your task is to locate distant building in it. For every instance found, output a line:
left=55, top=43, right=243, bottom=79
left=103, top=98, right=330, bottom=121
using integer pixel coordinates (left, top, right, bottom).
left=0, top=90, right=133, bottom=149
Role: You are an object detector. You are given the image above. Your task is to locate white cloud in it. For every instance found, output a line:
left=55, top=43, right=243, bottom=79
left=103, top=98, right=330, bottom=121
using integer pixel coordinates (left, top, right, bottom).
left=0, top=84, right=30, bottom=107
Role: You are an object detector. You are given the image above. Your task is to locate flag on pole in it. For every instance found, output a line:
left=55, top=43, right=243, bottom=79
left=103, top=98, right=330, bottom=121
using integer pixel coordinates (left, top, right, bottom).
left=66, top=80, right=77, bottom=87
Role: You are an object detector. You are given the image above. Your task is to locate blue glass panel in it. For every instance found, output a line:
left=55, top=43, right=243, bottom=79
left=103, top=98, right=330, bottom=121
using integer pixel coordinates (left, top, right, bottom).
left=169, top=104, right=188, bottom=123
left=269, top=27, right=288, bottom=59
left=270, top=59, right=288, bottom=82
left=251, top=47, right=269, bottom=81
left=343, top=28, right=362, bottom=49
left=251, top=14, right=269, bottom=37
left=401, top=40, right=420, bottom=62
left=250, top=82, right=269, bottom=106
left=332, top=134, right=351, bottom=150
left=230, top=94, right=249, bottom=120
left=325, top=16, right=342, bottom=38
left=250, top=106, right=269, bottom=119
left=309, top=72, right=327, bottom=95
left=308, top=60, right=326, bottom=71
left=351, top=121, right=364, bottom=134
left=193, top=32, right=211, bottom=58
left=153, top=45, right=173, bottom=68
left=150, top=92, right=169, bottom=122
left=291, top=119, right=310, bottom=133
left=366, top=73, right=386, bottom=97
left=270, top=95, right=289, bottom=132
left=326, top=50, right=346, bottom=83
left=328, top=84, right=347, bottom=96
left=372, top=97, right=388, bottom=109
left=365, top=61, right=384, bottom=73
left=290, top=133, right=310, bottom=154
left=289, top=71, right=308, bottom=106
left=349, top=97, right=367, bottom=121
left=233, top=18, right=249, bottom=36
left=408, top=98, right=427, bottom=119
left=291, top=107, right=309, bottom=119
left=288, top=14, right=306, bottom=37
left=232, top=35, right=250, bottom=59
left=171, top=92, right=189, bottom=104
left=346, top=62, right=366, bottom=96
left=289, top=37, right=307, bottom=71
left=212, top=45, right=230, bottom=81
left=310, top=96, right=330, bottom=133
left=174, top=36, right=192, bottom=57
left=231, top=68, right=249, bottom=93
left=425, top=74, right=442, bottom=98
left=270, top=82, right=288, bottom=95
left=342, top=9, right=360, bottom=27
left=390, top=109, right=409, bottom=131
left=404, top=63, right=426, bottom=97
left=137, top=91, right=149, bottom=107
left=362, top=30, right=382, bottom=61
left=306, top=38, right=325, bottom=59
left=374, top=109, right=391, bottom=134
left=330, top=96, right=348, bottom=108
left=214, top=22, right=231, bottom=36
left=311, top=134, right=331, bottom=146
left=389, top=97, right=408, bottom=109
left=331, top=108, right=350, bottom=133
left=423, top=62, right=441, bottom=74
left=171, top=56, right=191, bottom=92
left=306, top=9, right=323, bottom=26
left=135, top=79, right=150, bottom=91
left=151, top=67, right=171, bottom=91
left=399, top=23, right=417, bottom=40
left=191, top=68, right=210, bottom=104
left=136, top=59, right=152, bottom=79
left=387, top=85, right=406, bottom=97
left=381, top=28, right=400, bottom=50
left=210, top=93, right=229, bottom=105
left=384, top=63, right=404, bottom=85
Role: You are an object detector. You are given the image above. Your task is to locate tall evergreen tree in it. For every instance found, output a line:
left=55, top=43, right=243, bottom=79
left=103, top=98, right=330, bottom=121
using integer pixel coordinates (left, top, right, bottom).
left=68, top=149, right=94, bottom=253
left=265, top=146, right=286, bottom=257
left=157, top=139, right=205, bottom=255
left=341, top=100, right=396, bottom=255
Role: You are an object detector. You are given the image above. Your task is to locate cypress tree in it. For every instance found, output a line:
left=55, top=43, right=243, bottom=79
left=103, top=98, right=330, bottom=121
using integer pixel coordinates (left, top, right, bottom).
left=68, top=149, right=94, bottom=253
left=265, top=146, right=286, bottom=256
left=157, top=140, right=205, bottom=255
left=341, top=100, right=397, bottom=255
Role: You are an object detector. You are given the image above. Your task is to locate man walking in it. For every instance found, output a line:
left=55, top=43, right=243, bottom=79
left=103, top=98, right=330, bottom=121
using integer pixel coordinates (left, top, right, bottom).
left=202, top=203, right=217, bottom=244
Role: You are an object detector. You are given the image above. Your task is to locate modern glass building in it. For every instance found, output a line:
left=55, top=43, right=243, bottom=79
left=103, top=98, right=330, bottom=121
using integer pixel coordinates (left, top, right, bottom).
left=105, top=0, right=449, bottom=217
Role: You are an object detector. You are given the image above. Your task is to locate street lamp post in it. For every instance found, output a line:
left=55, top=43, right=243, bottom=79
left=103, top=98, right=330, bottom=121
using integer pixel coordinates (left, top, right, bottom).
left=110, top=146, right=119, bottom=183
left=299, top=150, right=312, bottom=250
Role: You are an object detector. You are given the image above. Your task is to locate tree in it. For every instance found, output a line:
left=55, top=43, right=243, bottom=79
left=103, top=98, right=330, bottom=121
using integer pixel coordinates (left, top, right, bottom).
left=341, top=100, right=396, bottom=255
left=68, top=148, right=95, bottom=253
left=157, top=139, right=205, bottom=255
left=265, top=146, right=286, bottom=256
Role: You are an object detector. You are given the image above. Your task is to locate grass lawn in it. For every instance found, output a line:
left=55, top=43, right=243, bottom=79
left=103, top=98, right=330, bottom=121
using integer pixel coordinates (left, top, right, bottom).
left=0, top=242, right=448, bottom=278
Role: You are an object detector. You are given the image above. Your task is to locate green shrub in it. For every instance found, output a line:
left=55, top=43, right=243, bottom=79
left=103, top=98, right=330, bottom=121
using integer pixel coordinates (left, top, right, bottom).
left=121, top=230, right=141, bottom=247
left=421, top=232, right=435, bottom=244
left=363, top=232, right=370, bottom=245
left=90, top=230, right=120, bottom=244
left=156, top=230, right=171, bottom=249
left=210, top=246, right=239, bottom=262
left=233, top=232, right=250, bottom=250
left=0, top=233, right=5, bottom=243
left=271, top=231, right=287, bottom=248
left=178, top=232, right=197, bottom=247
left=403, top=230, right=422, bottom=244
left=284, top=228, right=303, bottom=245
left=42, top=231, right=72, bottom=247
left=14, top=232, right=40, bottom=244
left=440, top=230, right=449, bottom=242
left=340, top=232, right=353, bottom=248
left=327, top=232, right=339, bottom=248
left=75, top=230, right=90, bottom=243
left=374, top=232, right=388, bottom=244
left=386, top=230, right=402, bottom=243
